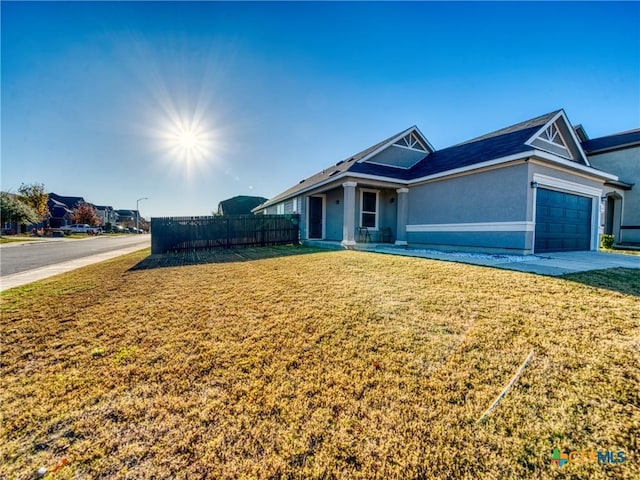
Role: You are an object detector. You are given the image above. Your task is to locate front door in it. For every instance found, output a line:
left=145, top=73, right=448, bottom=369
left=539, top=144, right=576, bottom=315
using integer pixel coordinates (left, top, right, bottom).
left=308, top=196, right=323, bottom=239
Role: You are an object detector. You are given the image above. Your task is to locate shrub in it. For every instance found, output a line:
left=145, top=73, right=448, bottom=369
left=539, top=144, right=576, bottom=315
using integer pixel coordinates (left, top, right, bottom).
left=601, top=234, right=615, bottom=249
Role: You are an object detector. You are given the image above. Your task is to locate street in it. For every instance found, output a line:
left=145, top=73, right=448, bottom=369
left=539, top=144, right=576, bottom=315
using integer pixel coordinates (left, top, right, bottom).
left=0, top=235, right=150, bottom=277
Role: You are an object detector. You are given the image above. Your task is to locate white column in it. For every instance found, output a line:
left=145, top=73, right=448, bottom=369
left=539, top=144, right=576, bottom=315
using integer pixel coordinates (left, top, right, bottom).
left=342, top=181, right=357, bottom=246
left=395, top=188, right=409, bottom=246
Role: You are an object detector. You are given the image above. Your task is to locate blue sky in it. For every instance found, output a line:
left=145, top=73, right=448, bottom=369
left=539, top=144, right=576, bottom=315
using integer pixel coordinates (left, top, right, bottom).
left=2, top=1, right=639, bottom=218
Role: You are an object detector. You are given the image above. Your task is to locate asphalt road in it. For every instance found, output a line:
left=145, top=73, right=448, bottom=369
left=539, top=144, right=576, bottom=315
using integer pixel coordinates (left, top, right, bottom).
left=0, top=235, right=150, bottom=276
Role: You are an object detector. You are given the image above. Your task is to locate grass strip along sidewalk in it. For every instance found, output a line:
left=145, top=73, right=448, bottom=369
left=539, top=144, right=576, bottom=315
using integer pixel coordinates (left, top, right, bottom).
left=1, top=246, right=638, bottom=479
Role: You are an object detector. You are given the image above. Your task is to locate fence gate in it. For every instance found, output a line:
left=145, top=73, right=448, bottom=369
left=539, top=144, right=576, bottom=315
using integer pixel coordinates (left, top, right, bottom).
left=151, top=215, right=300, bottom=254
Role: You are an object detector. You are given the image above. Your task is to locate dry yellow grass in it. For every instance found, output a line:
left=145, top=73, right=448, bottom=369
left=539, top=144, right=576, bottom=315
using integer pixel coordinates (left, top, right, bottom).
left=1, top=247, right=638, bottom=479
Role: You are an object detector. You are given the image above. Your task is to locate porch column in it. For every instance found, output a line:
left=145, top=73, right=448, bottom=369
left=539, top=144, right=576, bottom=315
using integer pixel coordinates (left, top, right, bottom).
left=342, top=181, right=358, bottom=246
left=395, top=188, right=409, bottom=246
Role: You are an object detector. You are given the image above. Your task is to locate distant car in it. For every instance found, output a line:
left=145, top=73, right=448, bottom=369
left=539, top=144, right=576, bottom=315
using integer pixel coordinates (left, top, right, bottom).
left=61, top=224, right=98, bottom=234
left=111, top=225, right=127, bottom=233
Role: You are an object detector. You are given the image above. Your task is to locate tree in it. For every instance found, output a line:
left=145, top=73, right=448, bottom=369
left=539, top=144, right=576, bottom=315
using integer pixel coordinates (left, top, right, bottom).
left=18, top=182, right=50, bottom=222
left=71, top=203, right=101, bottom=226
left=1, top=192, right=39, bottom=226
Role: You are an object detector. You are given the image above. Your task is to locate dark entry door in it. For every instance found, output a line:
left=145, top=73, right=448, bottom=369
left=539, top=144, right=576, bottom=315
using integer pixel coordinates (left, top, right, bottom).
left=535, top=188, right=592, bottom=253
left=308, top=197, right=323, bottom=239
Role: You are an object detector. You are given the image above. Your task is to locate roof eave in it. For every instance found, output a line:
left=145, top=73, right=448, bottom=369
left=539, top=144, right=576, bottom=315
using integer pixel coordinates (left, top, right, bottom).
left=531, top=150, right=619, bottom=181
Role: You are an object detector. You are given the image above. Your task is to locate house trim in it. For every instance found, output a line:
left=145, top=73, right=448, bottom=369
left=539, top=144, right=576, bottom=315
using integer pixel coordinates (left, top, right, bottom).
left=409, top=155, right=533, bottom=186
left=525, top=110, right=591, bottom=166
left=305, top=194, right=326, bottom=240
left=530, top=152, right=617, bottom=180
left=532, top=173, right=603, bottom=198
left=406, top=221, right=535, bottom=233
left=359, top=188, right=380, bottom=231
left=357, top=126, right=434, bottom=165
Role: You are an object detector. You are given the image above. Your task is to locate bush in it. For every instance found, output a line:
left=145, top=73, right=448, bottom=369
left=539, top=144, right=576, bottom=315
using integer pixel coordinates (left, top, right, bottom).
left=601, top=234, right=615, bottom=249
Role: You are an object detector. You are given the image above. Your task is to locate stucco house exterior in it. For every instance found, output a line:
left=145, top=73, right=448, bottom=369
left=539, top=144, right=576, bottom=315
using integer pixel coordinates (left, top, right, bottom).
left=254, top=110, right=631, bottom=254
left=580, top=129, right=639, bottom=246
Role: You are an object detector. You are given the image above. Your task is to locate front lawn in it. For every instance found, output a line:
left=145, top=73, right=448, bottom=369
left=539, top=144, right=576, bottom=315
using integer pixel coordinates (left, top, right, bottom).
left=1, top=247, right=638, bottom=479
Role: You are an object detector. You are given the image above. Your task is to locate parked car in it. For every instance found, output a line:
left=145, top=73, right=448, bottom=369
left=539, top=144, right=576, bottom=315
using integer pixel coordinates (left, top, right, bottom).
left=61, top=224, right=98, bottom=234
left=111, top=225, right=127, bottom=233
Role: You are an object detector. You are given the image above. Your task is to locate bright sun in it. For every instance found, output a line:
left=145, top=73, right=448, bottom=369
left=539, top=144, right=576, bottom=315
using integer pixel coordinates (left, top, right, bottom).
left=177, top=129, right=200, bottom=150
left=150, top=103, right=224, bottom=178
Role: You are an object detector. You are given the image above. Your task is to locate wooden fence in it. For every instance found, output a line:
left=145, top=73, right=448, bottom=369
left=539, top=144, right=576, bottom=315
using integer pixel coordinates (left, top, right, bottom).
left=151, top=215, right=300, bottom=254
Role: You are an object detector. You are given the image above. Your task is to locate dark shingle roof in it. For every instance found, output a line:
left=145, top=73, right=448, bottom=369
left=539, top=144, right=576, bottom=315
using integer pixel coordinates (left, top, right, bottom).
left=48, top=193, right=85, bottom=209
left=454, top=110, right=559, bottom=146
left=407, top=126, right=539, bottom=179
left=258, top=111, right=566, bottom=208
left=260, top=127, right=419, bottom=207
left=581, top=129, right=640, bottom=154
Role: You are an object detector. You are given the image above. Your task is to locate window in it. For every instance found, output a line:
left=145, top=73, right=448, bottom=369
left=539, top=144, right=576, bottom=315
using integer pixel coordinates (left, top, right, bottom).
left=360, top=190, right=378, bottom=229
left=276, top=203, right=284, bottom=214
left=292, top=198, right=298, bottom=213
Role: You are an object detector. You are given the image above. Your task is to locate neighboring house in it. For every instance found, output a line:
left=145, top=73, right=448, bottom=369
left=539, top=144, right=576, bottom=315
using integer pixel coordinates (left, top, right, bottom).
left=115, top=209, right=135, bottom=224
left=581, top=129, right=639, bottom=246
left=47, top=193, right=86, bottom=228
left=254, top=109, right=626, bottom=254
left=218, top=195, right=268, bottom=215
left=115, top=209, right=147, bottom=229
left=94, top=205, right=115, bottom=226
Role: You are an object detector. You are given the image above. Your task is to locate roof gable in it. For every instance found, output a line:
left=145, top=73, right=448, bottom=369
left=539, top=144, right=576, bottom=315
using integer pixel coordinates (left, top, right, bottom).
left=525, top=110, right=590, bottom=166
left=358, top=126, right=433, bottom=170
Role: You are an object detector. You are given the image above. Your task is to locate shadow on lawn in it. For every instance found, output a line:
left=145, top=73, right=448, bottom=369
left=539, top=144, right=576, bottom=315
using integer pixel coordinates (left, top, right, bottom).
left=561, top=267, right=640, bottom=297
left=129, top=245, right=329, bottom=271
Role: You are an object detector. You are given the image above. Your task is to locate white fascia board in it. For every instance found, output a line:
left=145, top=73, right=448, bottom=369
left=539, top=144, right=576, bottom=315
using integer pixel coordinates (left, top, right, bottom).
left=532, top=173, right=603, bottom=198
left=531, top=150, right=618, bottom=181
left=257, top=172, right=408, bottom=210
left=408, top=152, right=533, bottom=186
left=407, top=221, right=535, bottom=233
left=412, top=125, right=436, bottom=153
left=526, top=110, right=591, bottom=166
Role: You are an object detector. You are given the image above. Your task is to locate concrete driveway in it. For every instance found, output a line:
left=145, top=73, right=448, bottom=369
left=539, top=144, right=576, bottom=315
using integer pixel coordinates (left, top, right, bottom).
left=494, top=250, right=640, bottom=276
left=361, top=244, right=640, bottom=276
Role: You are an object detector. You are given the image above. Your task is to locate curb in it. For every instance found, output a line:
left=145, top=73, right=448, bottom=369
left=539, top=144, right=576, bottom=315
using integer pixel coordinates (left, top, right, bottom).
left=0, top=245, right=148, bottom=292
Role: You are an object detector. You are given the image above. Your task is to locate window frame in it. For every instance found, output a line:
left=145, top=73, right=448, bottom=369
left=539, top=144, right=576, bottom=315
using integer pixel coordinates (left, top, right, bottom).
left=359, top=188, right=380, bottom=230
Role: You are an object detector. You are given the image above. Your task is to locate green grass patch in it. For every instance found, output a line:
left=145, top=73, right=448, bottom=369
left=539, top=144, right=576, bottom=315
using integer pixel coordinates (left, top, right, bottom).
left=0, top=236, right=42, bottom=244
left=1, top=248, right=638, bottom=478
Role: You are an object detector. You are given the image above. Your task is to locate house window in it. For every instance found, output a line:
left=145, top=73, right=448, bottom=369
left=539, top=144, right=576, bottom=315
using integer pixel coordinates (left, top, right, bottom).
left=276, top=203, right=284, bottom=214
left=292, top=198, right=298, bottom=213
left=360, top=190, right=379, bottom=229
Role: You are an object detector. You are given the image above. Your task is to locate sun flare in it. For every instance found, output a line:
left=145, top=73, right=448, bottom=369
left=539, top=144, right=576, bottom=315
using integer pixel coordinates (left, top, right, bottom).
left=175, top=128, right=201, bottom=151
left=153, top=113, right=223, bottom=177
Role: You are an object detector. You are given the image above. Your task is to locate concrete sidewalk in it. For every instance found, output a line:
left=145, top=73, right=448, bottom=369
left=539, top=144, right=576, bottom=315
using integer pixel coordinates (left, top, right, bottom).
left=0, top=244, right=148, bottom=292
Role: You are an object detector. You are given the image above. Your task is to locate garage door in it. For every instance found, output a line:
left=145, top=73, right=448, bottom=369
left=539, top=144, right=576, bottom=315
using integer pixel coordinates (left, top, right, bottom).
left=535, top=188, right=592, bottom=253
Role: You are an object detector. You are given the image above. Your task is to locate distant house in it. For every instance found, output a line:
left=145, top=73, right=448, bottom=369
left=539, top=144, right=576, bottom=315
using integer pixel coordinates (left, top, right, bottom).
left=94, top=205, right=115, bottom=226
left=115, top=210, right=135, bottom=224
left=217, top=195, right=268, bottom=215
left=47, top=193, right=86, bottom=228
left=254, top=109, right=628, bottom=254
left=581, top=129, right=640, bottom=246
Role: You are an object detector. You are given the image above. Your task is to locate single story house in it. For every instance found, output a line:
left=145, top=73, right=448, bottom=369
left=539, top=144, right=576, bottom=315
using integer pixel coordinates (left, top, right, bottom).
left=580, top=129, right=639, bottom=246
left=254, top=109, right=633, bottom=254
